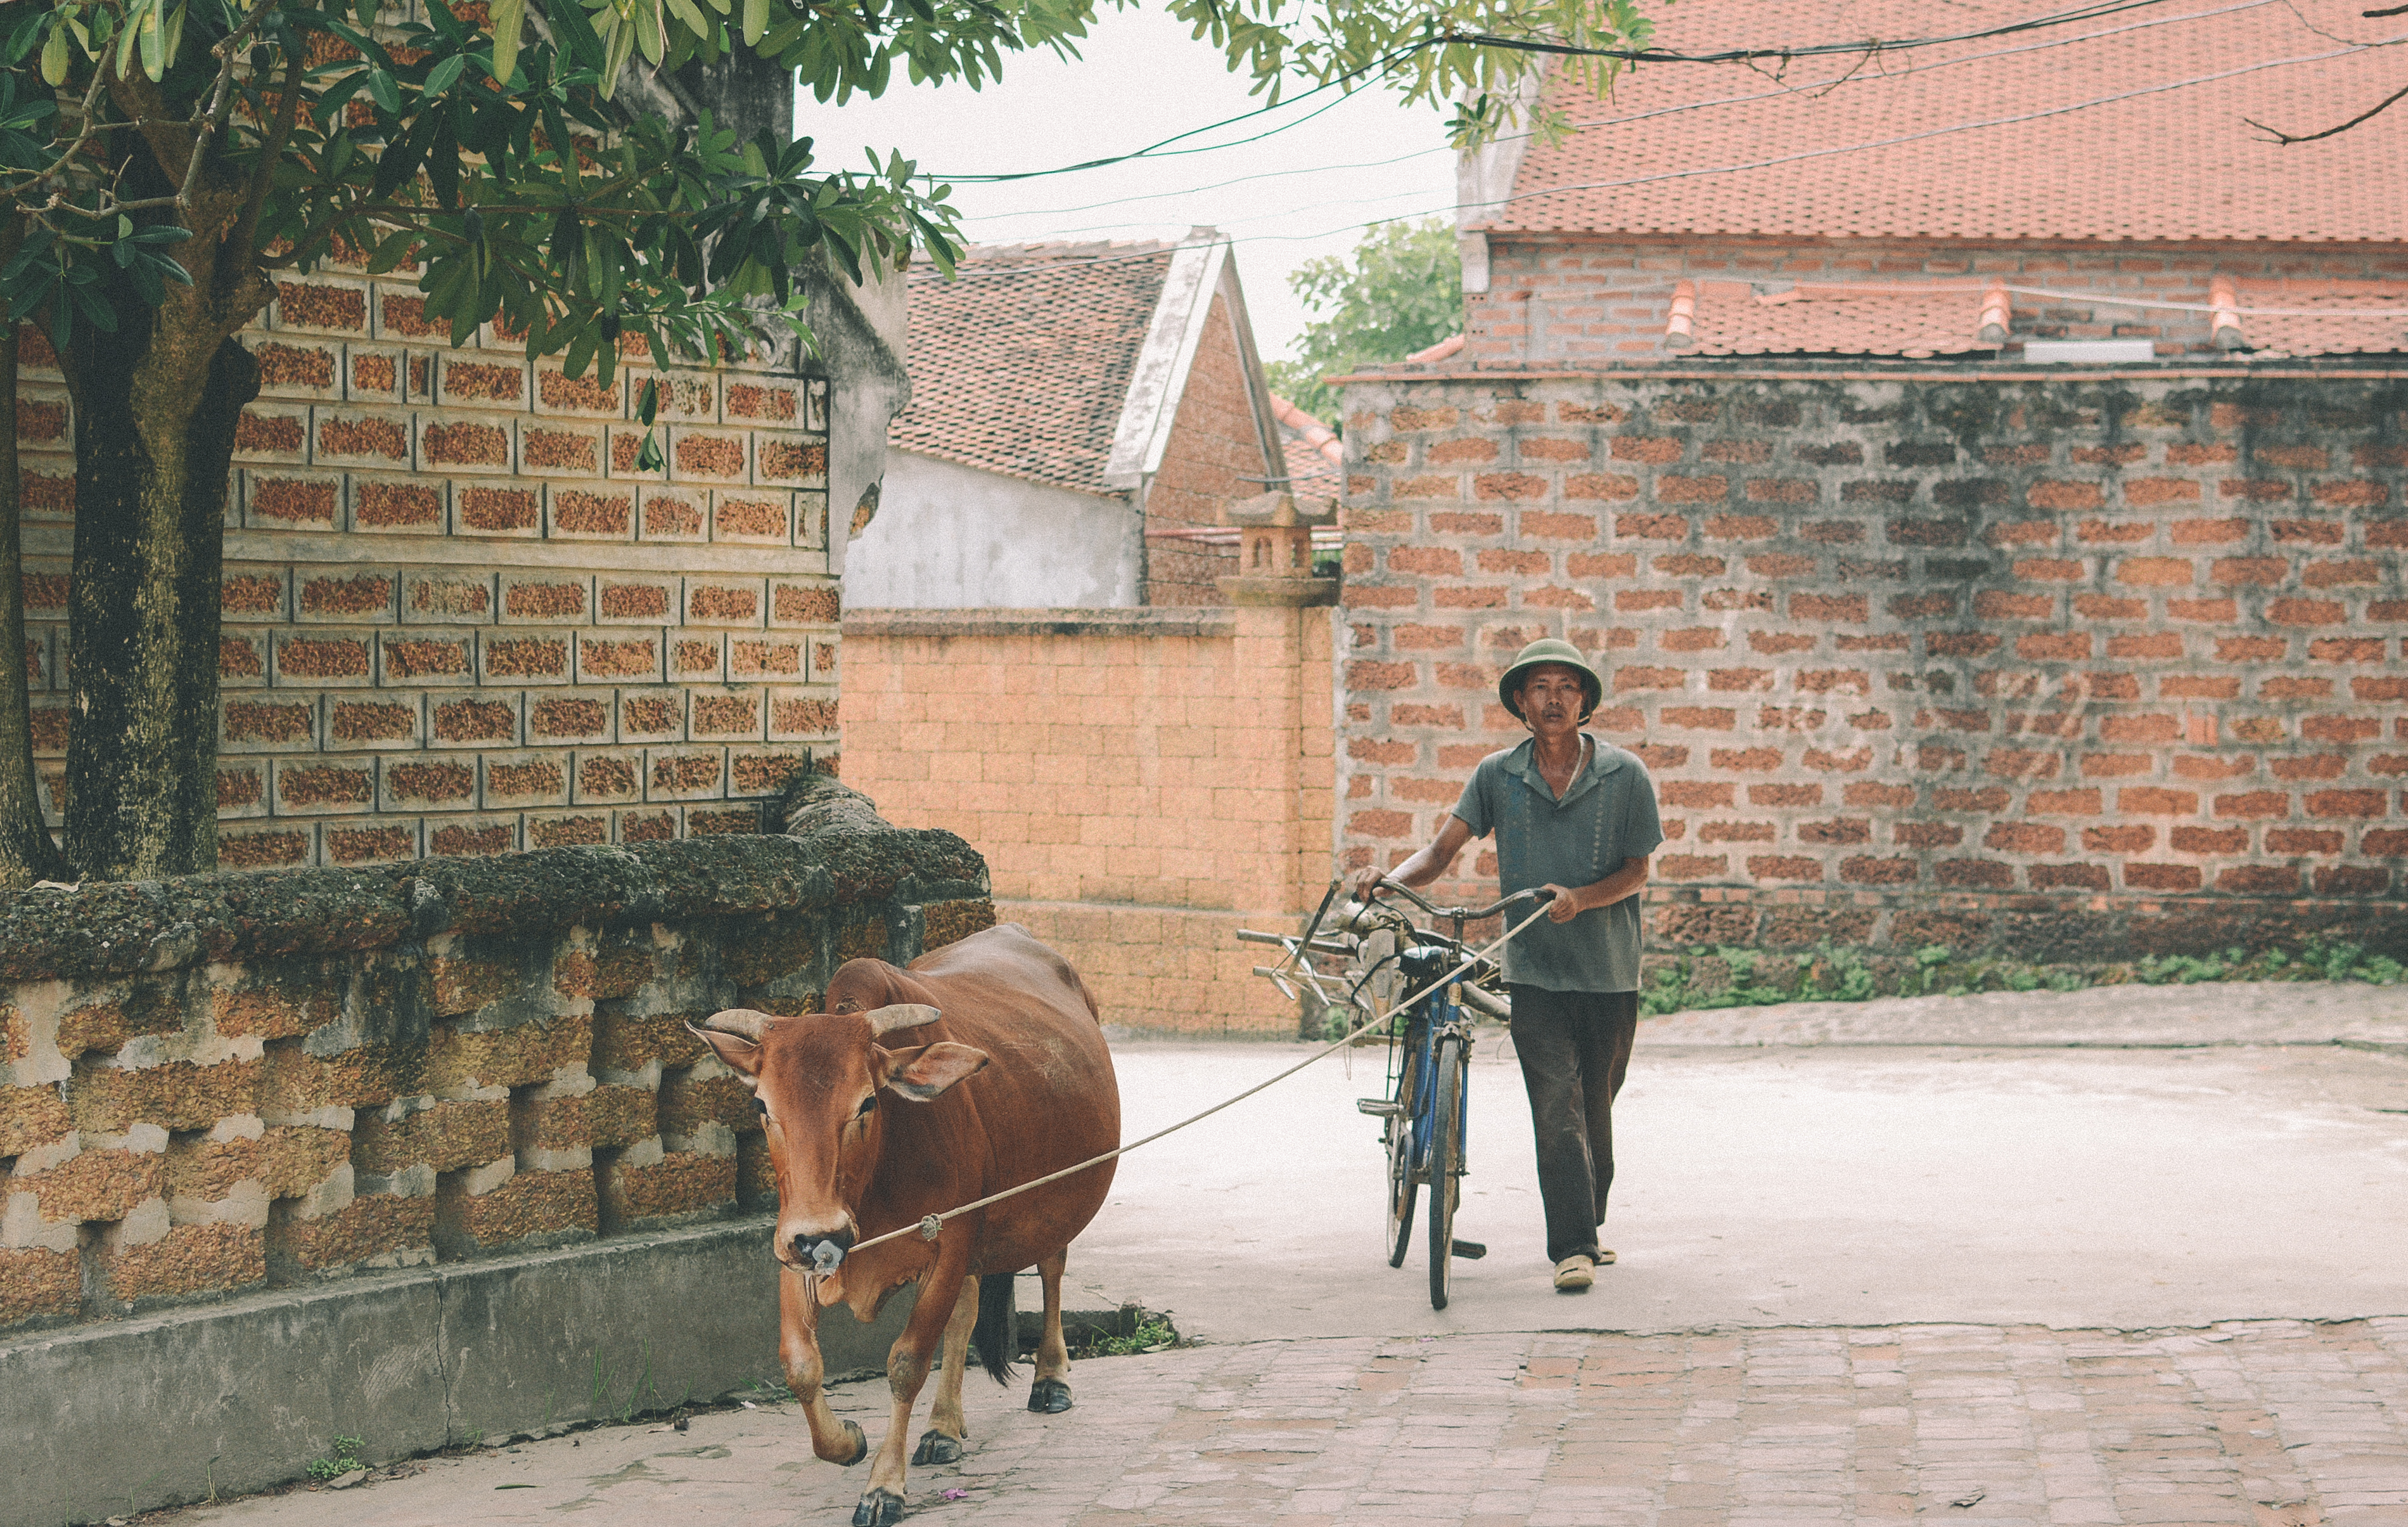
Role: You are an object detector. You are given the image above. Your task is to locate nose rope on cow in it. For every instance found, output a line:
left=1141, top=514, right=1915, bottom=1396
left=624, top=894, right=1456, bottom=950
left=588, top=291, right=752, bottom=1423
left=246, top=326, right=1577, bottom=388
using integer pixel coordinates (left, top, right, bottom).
left=824, top=898, right=1559, bottom=1267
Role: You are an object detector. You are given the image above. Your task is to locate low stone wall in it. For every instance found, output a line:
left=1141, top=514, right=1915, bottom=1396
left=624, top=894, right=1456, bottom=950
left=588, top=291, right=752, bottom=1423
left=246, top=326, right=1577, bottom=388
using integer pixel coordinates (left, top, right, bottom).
left=0, top=778, right=991, bottom=1332
left=840, top=607, right=1336, bottom=1036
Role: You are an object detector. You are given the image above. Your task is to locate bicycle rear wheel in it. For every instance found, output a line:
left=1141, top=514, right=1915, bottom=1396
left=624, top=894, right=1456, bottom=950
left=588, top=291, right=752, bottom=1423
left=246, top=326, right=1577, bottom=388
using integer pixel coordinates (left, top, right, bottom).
left=1384, top=1051, right=1418, bottom=1267
left=1425, top=1034, right=1467, bottom=1309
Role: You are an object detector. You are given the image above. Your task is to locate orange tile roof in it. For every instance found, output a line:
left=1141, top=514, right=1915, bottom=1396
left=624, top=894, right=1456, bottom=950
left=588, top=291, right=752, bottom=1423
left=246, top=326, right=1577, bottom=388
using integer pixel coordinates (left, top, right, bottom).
left=2230, top=278, right=2408, bottom=355
left=1481, top=0, right=2408, bottom=243
left=1268, top=392, right=1344, bottom=491
left=1680, top=280, right=2000, bottom=358
left=1663, top=275, right=2408, bottom=357
left=893, top=241, right=1178, bottom=496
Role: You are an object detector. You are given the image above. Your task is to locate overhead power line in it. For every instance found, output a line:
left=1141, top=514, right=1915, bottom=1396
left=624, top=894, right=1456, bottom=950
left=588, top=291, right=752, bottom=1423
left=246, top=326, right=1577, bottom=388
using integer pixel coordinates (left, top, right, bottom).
left=900, top=24, right=2401, bottom=281
left=957, top=0, right=2286, bottom=229
left=921, top=0, right=2201, bottom=184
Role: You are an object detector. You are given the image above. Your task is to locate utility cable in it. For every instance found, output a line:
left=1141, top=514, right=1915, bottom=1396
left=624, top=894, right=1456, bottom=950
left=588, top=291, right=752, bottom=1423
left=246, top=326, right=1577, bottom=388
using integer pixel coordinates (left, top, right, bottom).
left=952, top=0, right=2284, bottom=232
left=919, top=0, right=2200, bottom=184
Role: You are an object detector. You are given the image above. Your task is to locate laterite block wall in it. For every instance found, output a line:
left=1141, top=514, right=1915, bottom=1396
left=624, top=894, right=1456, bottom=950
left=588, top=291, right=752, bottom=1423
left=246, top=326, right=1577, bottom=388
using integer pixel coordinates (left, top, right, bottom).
left=0, top=783, right=990, bottom=1332
left=1336, top=370, right=2408, bottom=959
left=840, top=605, right=1335, bottom=1034
left=13, top=256, right=841, bottom=869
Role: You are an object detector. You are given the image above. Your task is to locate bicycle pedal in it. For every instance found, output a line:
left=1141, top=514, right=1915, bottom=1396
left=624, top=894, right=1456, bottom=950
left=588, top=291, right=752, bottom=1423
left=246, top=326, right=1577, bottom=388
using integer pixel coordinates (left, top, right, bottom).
left=1354, top=1098, right=1403, bottom=1117
left=1450, top=1239, right=1487, bottom=1260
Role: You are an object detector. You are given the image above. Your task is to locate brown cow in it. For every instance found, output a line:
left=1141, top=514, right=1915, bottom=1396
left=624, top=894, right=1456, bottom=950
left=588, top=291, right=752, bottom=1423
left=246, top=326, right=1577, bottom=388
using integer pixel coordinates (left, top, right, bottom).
left=689, top=923, right=1120, bottom=1526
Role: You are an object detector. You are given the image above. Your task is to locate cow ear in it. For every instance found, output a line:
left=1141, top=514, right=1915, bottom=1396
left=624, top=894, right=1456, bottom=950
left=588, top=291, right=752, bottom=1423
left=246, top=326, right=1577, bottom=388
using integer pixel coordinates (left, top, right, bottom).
left=686, top=1021, right=762, bottom=1080
left=875, top=1041, right=990, bottom=1102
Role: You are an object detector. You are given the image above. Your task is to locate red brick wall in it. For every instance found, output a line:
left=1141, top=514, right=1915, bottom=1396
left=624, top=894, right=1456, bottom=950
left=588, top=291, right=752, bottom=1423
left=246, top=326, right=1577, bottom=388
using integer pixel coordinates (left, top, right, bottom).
left=15, top=255, right=840, bottom=870
left=1141, top=292, right=1269, bottom=605
left=1466, top=237, right=2408, bottom=365
left=1336, top=371, right=2408, bottom=959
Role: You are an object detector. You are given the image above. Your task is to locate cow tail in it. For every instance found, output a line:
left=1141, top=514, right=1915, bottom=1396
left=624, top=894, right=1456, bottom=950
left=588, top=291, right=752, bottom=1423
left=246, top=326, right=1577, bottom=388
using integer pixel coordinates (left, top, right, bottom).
left=971, top=1271, right=1018, bottom=1384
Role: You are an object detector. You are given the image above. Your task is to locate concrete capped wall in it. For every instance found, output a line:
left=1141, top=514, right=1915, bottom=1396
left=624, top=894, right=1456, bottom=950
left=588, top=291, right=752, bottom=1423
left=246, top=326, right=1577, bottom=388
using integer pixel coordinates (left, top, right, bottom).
left=845, top=450, right=1143, bottom=609
left=0, top=781, right=989, bottom=1338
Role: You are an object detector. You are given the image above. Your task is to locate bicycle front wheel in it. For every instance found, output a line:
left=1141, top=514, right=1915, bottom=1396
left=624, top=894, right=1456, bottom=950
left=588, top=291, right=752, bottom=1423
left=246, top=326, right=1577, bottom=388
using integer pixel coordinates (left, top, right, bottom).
left=1385, top=1052, right=1418, bottom=1268
left=1425, top=1034, right=1467, bottom=1309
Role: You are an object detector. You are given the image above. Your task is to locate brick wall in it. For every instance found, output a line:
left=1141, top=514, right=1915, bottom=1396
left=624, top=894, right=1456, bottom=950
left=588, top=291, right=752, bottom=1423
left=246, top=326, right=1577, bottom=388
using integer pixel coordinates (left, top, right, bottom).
left=1466, top=238, right=2408, bottom=365
left=1336, top=369, right=2408, bottom=959
left=0, top=787, right=989, bottom=1332
left=840, top=605, right=1335, bottom=1033
left=1140, top=292, right=1268, bottom=605
left=15, top=254, right=841, bottom=870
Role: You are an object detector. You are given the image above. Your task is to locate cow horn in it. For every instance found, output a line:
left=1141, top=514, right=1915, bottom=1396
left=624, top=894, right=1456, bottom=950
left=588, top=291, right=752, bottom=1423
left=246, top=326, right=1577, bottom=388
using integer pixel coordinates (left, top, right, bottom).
left=697, top=1008, right=776, bottom=1043
left=862, top=1003, right=942, bottom=1036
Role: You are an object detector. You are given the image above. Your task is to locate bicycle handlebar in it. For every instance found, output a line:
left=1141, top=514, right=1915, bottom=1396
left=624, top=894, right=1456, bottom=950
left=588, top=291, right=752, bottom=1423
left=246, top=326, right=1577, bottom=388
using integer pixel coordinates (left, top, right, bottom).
left=1366, top=880, right=1552, bottom=923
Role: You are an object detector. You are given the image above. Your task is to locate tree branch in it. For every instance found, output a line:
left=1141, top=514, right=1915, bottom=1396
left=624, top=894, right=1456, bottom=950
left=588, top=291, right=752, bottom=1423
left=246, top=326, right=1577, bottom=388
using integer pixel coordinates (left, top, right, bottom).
left=2246, top=79, right=2408, bottom=143
left=229, top=51, right=305, bottom=262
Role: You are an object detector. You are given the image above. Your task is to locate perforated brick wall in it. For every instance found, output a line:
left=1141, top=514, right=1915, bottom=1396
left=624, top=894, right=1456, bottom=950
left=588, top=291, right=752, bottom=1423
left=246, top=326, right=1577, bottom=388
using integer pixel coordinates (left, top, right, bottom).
left=0, top=805, right=989, bottom=1332
left=1336, top=370, right=2408, bottom=959
left=15, top=256, right=840, bottom=869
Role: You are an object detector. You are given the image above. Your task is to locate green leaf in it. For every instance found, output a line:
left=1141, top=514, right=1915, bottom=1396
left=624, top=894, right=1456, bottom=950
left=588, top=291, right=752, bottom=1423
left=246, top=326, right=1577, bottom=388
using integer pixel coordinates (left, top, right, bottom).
left=37, top=23, right=63, bottom=84
left=160, top=1, right=185, bottom=69
left=368, top=67, right=399, bottom=113
left=636, top=377, right=657, bottom=425
left=634, top=430, right=663, bottom=472
left=136, top=0, right=164, bottom=80
left=740, top=0, right=764, bottom=46
left=488, top=0, right=525, bottom=83
left=423, top=52, right=467, bottom=98
left=549, top=0, right=606, bottom=70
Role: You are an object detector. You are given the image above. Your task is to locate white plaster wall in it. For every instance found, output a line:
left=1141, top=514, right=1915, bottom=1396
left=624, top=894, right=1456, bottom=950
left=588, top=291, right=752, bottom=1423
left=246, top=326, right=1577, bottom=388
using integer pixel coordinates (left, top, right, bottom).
left=845, top=450, right=1144, bottom=608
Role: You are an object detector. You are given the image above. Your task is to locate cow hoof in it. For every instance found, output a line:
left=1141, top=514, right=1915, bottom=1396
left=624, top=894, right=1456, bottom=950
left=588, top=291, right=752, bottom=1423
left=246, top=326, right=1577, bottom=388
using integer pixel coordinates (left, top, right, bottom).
left=1027, top=1378, right=1073, bottom=1414
left=851, top=1487, right=905, bottom=1526
left=912, top=1429, right=963, bottom=1466
left=836, top=1419, right=869, bottom=1466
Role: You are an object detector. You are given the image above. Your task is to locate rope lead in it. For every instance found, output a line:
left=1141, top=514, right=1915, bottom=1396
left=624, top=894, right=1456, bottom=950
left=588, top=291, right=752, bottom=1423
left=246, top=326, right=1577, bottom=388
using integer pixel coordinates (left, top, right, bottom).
left=836, top=898, right=1558, bottom=1260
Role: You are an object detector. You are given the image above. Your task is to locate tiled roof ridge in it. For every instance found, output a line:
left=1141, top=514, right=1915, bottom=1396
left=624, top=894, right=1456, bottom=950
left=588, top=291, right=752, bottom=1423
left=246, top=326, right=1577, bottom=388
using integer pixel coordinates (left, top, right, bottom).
left=1267, top=393, right=1344, bottom=467
left=1656, top=273, right=2408, bottom=358
left=951, top=236, right=1185, bottom=265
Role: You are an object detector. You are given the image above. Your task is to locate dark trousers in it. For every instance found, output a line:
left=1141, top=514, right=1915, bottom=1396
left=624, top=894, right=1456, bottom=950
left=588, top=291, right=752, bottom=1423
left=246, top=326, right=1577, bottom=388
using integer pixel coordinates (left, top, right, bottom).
left=1506, top=985, right=1639, bottom=1265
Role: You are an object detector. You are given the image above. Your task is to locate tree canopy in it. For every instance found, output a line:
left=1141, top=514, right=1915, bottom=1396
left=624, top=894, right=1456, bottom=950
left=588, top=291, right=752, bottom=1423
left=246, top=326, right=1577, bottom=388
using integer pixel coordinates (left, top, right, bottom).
left=1265, top=216, right=1461, bottom=423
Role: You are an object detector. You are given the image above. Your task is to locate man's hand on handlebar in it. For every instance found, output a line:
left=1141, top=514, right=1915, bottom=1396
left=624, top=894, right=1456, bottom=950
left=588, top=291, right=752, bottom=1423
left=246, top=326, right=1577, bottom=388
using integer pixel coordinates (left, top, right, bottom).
left=1540, top=883, right=1582, bottom=923
left=1348, top=865, right=1393, bottom=904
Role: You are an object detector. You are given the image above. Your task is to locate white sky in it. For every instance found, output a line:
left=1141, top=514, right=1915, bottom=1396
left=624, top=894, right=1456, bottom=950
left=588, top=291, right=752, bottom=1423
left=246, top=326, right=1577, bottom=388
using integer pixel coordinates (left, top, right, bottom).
left=796, top=6, right=1463, bottom=365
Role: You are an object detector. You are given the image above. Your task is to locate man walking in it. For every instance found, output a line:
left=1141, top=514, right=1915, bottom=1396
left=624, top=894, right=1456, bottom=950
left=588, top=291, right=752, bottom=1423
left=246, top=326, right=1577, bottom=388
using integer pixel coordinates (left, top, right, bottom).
left=1352, top=638, right=1661, bottom=1292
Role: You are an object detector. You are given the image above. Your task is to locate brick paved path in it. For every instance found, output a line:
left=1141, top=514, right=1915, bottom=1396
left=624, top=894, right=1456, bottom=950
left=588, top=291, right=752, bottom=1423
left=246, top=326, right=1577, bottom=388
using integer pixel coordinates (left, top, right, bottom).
left=183, top=1318, right=2408, bottom=1527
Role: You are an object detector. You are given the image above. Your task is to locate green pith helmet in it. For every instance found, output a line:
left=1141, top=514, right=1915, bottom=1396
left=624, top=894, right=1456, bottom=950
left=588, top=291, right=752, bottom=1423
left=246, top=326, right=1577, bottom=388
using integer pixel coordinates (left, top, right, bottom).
left=1498, top=638, right=1604, bottom=721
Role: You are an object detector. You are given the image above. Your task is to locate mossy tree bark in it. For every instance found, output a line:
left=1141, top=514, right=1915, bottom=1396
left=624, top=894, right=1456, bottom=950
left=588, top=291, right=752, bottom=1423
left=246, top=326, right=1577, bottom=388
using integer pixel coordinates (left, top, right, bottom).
left=50, top=84, right=275, bottom=882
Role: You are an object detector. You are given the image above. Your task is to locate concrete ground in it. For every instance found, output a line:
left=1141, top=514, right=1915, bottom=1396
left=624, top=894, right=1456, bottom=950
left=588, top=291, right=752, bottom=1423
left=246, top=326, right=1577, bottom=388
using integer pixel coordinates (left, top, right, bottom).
left=160, top=981, right=2408, bottom=1527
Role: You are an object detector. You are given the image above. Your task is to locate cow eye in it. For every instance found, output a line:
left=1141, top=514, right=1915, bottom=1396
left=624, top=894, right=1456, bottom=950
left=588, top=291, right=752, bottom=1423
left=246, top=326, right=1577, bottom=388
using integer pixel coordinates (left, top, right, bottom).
left=855, top=1094, right=877, bottom=1118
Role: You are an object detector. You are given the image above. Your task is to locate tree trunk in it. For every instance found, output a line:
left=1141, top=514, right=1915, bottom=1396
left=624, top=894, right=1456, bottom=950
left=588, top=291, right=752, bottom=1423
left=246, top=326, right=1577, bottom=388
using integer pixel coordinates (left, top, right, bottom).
left=0, top=271, right=72, bottom=885
left=61, top=311, right=260, bottom=881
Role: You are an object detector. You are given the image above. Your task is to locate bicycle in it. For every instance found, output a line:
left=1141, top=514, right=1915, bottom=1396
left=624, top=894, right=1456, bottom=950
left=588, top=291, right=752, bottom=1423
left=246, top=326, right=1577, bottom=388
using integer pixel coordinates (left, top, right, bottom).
left=1238, top=879, right=1548, bottom=1309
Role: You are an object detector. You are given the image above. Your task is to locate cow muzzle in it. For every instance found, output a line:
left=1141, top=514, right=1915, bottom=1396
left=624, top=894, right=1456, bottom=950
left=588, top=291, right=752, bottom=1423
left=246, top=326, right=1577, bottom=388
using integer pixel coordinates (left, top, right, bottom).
left=789, top=1225, right=854, bottom=1273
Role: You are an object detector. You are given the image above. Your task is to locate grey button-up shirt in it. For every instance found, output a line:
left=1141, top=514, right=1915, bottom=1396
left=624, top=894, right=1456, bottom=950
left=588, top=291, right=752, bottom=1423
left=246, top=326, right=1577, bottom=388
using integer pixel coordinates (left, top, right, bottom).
left=1451, top=735, right=1663, bottom=993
